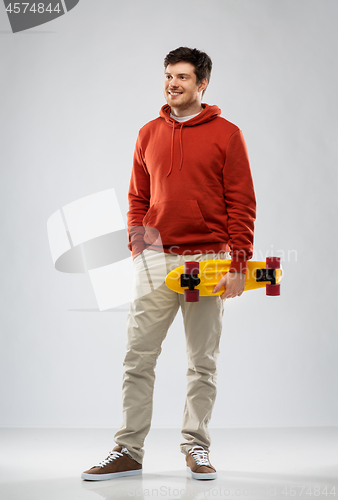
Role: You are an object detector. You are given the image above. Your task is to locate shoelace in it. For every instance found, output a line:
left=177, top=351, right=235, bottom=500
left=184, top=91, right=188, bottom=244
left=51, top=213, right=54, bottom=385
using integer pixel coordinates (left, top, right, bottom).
left=189, top=446, right=211, bottom=466
left=96, top=448, right=129, bottom=468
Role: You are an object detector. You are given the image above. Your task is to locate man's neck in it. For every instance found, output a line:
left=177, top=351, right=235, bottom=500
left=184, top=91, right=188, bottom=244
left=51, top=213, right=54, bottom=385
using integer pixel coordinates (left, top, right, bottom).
left=170, top=103, right=204, bottom=117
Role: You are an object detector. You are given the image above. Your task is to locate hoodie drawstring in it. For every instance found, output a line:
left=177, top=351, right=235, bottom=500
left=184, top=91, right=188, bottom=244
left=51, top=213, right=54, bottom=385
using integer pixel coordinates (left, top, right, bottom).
left=167, top=122, right=184, bottom=177
left=167, top=122, right=175, bottom=177
left=179, top=123, right=183, bottom=170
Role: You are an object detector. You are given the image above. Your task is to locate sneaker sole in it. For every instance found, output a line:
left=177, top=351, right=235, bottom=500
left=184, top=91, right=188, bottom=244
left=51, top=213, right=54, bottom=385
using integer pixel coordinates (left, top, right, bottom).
left=186, top=466, right=217, bottom=480
left=81, top=469, right=142, bottom=481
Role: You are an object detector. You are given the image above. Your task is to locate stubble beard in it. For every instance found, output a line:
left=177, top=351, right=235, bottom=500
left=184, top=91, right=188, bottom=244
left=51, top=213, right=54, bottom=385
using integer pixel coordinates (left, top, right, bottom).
left=166, top=92, right=195, bottom=112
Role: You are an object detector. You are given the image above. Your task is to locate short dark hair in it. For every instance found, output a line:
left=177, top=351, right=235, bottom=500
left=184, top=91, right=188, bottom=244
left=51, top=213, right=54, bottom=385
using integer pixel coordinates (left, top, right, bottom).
left=164, top=47, right=212, bottom=94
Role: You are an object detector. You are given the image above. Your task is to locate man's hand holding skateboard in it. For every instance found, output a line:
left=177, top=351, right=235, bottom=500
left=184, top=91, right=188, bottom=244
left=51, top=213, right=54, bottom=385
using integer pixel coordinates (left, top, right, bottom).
left=212, top=272, right=246, bottom=300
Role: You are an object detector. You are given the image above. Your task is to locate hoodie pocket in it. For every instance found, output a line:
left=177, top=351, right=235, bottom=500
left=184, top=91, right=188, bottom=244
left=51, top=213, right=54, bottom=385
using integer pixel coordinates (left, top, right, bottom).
left=142, top=200, right=213, bottom=245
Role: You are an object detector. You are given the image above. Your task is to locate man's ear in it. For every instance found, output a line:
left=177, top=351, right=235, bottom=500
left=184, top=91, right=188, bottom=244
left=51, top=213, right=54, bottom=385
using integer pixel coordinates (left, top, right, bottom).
left=198, top=78, right=208, bottom=93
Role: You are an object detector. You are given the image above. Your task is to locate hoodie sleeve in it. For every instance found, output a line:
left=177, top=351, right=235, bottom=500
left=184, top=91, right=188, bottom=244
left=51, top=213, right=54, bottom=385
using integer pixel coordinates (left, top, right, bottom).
left=223, top=129, right=256, bottom=273
left=127, top=134, right=151, bottom=258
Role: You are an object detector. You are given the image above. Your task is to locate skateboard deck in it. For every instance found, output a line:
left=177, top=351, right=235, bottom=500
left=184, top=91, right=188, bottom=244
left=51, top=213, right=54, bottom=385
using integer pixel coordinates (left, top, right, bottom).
left=165, top=257, right=283, bottom=302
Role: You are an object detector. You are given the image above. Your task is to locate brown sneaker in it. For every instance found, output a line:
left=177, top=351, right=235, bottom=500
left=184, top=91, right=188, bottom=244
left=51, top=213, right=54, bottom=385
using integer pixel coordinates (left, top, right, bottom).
left=81, top=445, right=142, bottom=481
left=186, top=446, right=217, bottom=480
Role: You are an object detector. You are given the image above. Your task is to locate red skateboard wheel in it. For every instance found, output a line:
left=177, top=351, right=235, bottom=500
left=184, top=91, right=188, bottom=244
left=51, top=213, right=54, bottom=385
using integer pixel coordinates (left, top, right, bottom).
left=266, top=257, right=281, bottom=269
left=185, top=261, right=200, bottom=274
left=266, top=284, right=280, bottom=296
left=185, top=289, right=200, bottom=302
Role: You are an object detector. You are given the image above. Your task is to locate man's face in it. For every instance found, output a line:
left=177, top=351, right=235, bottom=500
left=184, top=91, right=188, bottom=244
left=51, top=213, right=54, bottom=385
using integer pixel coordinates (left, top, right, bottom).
left=163, top=62, right=206, bottom=112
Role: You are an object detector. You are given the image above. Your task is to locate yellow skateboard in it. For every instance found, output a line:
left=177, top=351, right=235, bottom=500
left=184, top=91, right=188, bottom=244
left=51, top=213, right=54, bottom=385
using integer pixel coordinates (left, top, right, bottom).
left=165, top=257, right=283, bottom=302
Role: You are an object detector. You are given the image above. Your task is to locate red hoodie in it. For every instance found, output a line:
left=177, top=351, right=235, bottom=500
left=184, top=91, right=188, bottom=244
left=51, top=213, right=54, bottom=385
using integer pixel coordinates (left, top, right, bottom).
left=127, top=104, right=256, bottom=273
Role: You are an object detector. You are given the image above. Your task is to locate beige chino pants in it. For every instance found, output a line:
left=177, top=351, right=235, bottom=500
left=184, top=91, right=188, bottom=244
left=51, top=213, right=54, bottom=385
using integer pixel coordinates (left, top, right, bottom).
left=114, top=249, right=228, bottom=464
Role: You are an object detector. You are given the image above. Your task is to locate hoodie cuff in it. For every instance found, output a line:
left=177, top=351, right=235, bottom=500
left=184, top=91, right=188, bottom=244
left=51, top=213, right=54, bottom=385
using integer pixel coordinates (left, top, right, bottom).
left=229, top=258, right=247, bottom=274
left=130, top=240, right=146, bottom=260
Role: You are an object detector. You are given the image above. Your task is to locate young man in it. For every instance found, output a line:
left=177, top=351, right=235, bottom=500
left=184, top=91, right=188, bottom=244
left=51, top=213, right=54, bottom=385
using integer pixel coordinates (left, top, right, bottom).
left=82, top=47, right=256, bottom=481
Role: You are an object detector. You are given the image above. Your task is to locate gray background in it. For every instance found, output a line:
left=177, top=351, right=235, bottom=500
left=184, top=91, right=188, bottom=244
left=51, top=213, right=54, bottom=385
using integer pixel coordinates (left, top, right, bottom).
left=0, top=0, right=337, bottom=429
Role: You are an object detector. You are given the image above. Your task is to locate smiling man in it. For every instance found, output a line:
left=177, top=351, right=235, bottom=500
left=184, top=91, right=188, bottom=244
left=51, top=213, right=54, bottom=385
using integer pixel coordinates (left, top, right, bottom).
left=82, top=47, right=256, bottom=482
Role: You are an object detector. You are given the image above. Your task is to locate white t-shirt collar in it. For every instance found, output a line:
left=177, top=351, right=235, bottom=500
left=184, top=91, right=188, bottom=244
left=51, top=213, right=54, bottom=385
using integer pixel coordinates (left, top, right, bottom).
left=170, top=112, right=201, bottom=123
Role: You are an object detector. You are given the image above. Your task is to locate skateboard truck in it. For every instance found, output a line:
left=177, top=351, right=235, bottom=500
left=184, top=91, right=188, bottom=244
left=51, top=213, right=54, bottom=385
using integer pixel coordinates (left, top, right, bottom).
left=181, top=262, right=201, bottom=302
left=256, top=268, right=277, bottom=285
left=180, top=273, right=201, bottom=289
left=256, top=257, right=281, bottom=296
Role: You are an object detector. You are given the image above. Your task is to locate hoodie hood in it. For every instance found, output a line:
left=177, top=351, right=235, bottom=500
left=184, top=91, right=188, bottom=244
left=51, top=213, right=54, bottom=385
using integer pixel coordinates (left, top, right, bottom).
left=159, top=103, right=221, bottom=176
left=159, top=103, right=221, bottom=126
